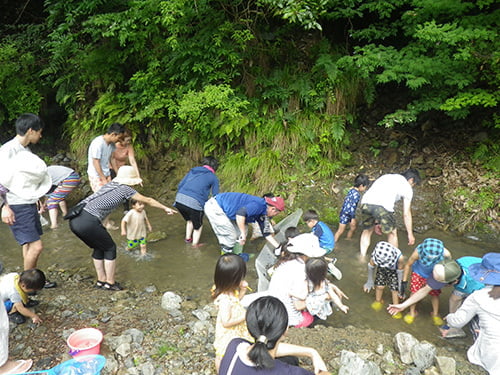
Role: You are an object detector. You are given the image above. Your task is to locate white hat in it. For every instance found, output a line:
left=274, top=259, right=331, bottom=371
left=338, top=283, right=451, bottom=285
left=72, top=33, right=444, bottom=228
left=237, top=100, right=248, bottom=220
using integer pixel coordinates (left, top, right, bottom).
left=287, top=233, right=326, bottom=258
left=0, top=151, right=52, bottom=200
left=113, top=166, right=142, bottom=186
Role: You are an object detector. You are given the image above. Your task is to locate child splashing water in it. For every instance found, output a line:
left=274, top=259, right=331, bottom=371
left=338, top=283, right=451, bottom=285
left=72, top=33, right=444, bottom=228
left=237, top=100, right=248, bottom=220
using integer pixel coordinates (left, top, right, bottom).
left=121, top=199, right=152, bottom=257
left=212, top=254, right=253, bottom=372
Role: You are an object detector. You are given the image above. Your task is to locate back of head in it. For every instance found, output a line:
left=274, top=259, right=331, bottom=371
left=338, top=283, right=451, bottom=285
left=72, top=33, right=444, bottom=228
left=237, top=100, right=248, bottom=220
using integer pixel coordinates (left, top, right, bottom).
left=401, top=168, right=421, bottom=185
left=20, top=269, right=46, bottom=290
left=284, top=226, right=300, bottom=239
left=303, top=209, right=319, bottom=222
left=15, top=113, right=44, bottom=135
left=106, top=122, right=125, bottom=135
left=213, top=254, right=246, bottom=298
left=354, top=174, right=370, bottom=187
left=246, top=296, right=288, bottom=369
left=201, top=156, right=219, bottom=171
left=306, top=257, right=328, bottom=288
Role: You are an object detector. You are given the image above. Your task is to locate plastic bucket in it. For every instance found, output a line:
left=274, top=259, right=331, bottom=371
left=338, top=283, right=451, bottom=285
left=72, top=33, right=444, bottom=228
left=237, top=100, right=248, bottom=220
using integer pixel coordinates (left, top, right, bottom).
left=67, top=328, right=103, bottom=358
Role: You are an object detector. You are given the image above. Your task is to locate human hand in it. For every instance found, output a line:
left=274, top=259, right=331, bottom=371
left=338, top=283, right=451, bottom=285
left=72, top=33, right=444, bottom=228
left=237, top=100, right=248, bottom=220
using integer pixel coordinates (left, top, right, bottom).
left=310, top=350, right=328, bottom=374
left=238, top=234, right=246, bottom=245
left=331, top=284, right=349, bottom=300
left=32, top=314, right=42, bottom=324
left=164, top=207, right=177, bottom=215
left=1, top=205, right=15, bottom=225
left=121, top=230, right=126, bottom=236
left=408, top=233, right=415, bottom=246
left=148, top=225, right=152, bottom=232
left=339, top=304, right=349, bottom=314
left=363, top=281, right=374, bottom=293
left=387, top=304, right=403, bottom=315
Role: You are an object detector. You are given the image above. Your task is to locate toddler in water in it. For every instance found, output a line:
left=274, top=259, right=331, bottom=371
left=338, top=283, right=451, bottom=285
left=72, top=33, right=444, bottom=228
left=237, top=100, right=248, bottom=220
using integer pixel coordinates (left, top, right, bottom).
left=121, top=199, right=152, bottom=256
left=298, top=258, right=349, bottom=320
left=363, top=241, right=405, bottom=319
left=212, top=254, right=253, bottom=372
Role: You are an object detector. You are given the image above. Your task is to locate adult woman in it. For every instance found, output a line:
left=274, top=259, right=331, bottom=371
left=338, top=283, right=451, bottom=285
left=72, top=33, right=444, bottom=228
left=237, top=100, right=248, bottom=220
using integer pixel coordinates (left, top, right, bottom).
left=69, top=166, right=176, bottom=290
left=110, top=131, right=141, bottom=181
left=174, top=156, right=219, bottom=247
left=219, top=296, right=330, bottom=374
left=446, top=252, right=500, bottom=374
left=268, top=233, right=326, bottom=328
left=45, top=165, right=81, bottom=228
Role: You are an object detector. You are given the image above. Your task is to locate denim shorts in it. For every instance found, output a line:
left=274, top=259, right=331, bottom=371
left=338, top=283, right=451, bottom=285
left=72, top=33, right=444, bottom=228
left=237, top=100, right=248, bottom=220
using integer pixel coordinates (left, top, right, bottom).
left=10, top=204, right=42, bottom=245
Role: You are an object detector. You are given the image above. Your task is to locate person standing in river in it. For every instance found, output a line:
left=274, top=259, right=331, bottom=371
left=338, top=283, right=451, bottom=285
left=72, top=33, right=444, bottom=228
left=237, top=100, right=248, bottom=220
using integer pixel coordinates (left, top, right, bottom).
left=174, top=156, right=219, bottom=247
left=359, top=168, right=421, bottom=258
left=69, top=166, right=177, bottom=291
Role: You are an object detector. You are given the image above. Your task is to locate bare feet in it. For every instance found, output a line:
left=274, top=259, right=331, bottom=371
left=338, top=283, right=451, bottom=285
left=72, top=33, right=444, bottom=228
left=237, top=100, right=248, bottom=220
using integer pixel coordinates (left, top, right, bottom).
left=192, top=243, right=206, bottom=248
left=0, top=359, right=33, bottom=374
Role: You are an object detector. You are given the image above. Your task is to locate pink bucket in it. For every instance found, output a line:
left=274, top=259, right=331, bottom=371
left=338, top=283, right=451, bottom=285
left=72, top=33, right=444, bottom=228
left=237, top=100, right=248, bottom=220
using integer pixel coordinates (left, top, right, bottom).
left=67, top=328, right=103, bottom=358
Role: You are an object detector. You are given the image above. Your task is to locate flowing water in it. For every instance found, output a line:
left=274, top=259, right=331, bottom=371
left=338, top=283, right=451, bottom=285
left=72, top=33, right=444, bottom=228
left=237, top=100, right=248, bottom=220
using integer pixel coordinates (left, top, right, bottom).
left=0, top=208, right=496, bottom=349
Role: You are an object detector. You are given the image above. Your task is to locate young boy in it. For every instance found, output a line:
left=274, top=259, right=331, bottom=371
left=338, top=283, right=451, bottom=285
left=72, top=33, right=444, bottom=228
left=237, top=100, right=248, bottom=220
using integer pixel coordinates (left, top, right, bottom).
left=334, top=174, right=369, bottom=243
left=1, top=269, right=46, bottom=324
left=121, top=199, right=152, bottom=256
left=363, top=241, right=405, bottom=319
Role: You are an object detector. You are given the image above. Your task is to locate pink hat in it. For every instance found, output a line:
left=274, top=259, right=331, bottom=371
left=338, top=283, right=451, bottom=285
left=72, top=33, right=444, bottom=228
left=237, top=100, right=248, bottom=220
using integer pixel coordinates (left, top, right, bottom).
left=265, top=196, right=285, bottom=211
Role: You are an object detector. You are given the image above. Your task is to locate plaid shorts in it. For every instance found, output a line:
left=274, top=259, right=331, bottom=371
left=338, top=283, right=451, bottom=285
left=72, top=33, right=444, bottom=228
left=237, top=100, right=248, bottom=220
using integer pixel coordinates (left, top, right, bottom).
left=375, top=267, right=399, bottom=291
left=360, top=204, right=396, bottom=233
left=410, top=272, right=441, bottom=296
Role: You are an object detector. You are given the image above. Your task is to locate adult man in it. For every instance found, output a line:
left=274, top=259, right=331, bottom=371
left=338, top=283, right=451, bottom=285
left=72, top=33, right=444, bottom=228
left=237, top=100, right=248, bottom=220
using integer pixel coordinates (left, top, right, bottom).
left=204, top=192, right=284, bottom=253
left=0, top=114, right=56, bottom=288
left=87, top=123, right=125, bottom=193
left=359, top=168, right=421, bottom=257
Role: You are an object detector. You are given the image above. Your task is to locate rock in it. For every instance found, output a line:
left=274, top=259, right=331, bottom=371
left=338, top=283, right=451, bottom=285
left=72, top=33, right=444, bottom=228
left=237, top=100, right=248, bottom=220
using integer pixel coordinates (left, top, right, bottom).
left=161, top=292, right=182, bottom=310
left=148, top=231, right=167, bottom=242
left=144, top=285, right=157, bottom=293
left=411, top=341, right=436, bottom=370
left=405, top=367, right=421, bottom=375
left=394, top=332, right=419, bottom=364
left=124, top=328, right=144, bottom=345
left=339, top=350, right=382, bottom=375
left=376, top=344, right=384, bottom=355
left=116, top=342, right=131, bottom=357
left=424, top=366, right=440, bottom=375
left=192, top=309, right=210, bottom=321
left=436, top=356, right=456, bottom=375
left=140, top=362, right=155, bottom=375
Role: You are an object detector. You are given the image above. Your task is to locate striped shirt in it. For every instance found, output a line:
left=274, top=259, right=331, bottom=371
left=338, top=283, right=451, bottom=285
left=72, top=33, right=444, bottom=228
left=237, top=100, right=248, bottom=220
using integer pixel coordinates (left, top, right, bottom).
left=83, top=181, right=136, bottom=221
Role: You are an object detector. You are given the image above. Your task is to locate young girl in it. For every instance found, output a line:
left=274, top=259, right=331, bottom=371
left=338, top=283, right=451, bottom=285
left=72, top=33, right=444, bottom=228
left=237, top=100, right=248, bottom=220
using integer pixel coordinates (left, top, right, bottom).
left=121, top=199, right=152, bottom=256
left=300, top=258, right=349, bottom=320
left=212, top=254, right=253, bottom=371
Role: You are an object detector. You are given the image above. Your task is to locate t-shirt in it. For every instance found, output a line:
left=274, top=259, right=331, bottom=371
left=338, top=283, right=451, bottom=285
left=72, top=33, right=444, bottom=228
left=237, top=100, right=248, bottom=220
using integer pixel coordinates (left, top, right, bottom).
left=122, top=209, right=148, bottom=240
left=0, top=273, right=24, bottom=304
left=426, top=256, right=485, bottom=293
left=361, top=174, right=413, bottom=212
left=47, top=166, right=74, bottom=186
left=87, top=135, right=115, bottom=177
left=0, top=137, right=29, bottom=161
left=219, top=338, right=313, bottom=375
left=83, top=181, right=136, bottom=221
left=312, top=221, right=334, bottom=252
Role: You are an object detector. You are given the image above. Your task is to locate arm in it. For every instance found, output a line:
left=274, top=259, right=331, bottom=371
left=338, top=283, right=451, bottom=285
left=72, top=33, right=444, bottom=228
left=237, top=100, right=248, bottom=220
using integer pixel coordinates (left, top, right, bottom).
left=13, top=302, right=42, bottom=324
left=402, top=198, right=414, bottom=245
left=145, top=214, right=152, bottom=232
left=275, top=343, right=329, bottom=374
left=92, top=158, right=107, bottom=183
left=131, top=193, right=177, bottom=215
left=446, top=292, right=480, bottom=328
left=126, top=145, right=140, bottom=178
left=402, top=250, right=418, bottom=294
left=235, top=214, right=247, bottom=244
left=121, top=217, right=127, bottom=236
left=0, top=185, right=15, bottom=225
left=363, top=261, right=375, bottom=293
left=327, top=284, right=349, bottom=314
left=218, top=296, right=246, bottom=328
left=387, top=284, right=432, bottom=315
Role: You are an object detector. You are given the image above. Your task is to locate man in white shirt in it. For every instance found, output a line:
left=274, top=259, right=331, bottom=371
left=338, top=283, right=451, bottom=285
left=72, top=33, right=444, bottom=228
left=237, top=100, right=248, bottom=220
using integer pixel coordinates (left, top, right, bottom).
left=359, top=169, right=421, bottom=258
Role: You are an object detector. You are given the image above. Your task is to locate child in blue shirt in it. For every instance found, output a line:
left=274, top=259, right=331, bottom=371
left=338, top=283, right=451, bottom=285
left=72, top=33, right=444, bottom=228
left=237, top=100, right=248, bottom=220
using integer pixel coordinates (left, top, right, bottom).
left=334, top=174, right=369, bottom=243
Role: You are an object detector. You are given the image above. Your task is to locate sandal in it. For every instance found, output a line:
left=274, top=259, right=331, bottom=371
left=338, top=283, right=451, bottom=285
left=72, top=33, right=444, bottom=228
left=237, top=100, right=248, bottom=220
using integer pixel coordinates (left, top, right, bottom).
left=103, top=282, right=124, bottom=291
left=94, top=280, right=106, bottom=289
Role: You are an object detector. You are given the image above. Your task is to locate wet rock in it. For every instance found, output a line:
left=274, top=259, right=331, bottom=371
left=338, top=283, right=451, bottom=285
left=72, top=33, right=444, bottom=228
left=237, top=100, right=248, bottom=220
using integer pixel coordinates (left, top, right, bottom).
left=144, top=285, right=157, bottom=293
left=424, top=366, right=440, bottom=375
left=394, top=332, right=419, bottom=364
left=411, top=341, right=436, bottom=370
left=148, top=231, right=167, bottom=242
left=405, top=367, right=421, bottom=375
left=161, top=291, right=182, bottom=310
left=436, top=356, right=456, bottom=375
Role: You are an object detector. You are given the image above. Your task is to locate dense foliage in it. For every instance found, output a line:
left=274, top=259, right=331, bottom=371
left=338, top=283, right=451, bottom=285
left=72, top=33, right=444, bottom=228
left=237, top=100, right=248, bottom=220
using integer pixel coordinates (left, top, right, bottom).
left=0, top=0, right=498, bottom=193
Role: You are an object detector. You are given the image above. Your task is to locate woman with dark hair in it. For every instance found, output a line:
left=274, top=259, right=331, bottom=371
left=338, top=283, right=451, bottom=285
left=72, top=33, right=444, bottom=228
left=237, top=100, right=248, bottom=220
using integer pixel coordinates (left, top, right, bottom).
left=219, top=296, right=331, bottom=374
left=174, top=156, right=219, bottom=247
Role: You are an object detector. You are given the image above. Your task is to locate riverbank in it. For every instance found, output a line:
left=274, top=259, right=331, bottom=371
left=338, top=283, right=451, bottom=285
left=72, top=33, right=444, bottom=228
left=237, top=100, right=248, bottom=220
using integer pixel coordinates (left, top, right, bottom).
left=5, top=266, right=487, bottom=375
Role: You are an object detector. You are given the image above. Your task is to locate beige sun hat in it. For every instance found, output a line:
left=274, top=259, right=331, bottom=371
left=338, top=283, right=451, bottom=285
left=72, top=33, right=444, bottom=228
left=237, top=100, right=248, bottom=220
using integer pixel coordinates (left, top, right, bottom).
left=0, top=151, right=52, bottom=200
left=113, top=165, right=142, bottom=186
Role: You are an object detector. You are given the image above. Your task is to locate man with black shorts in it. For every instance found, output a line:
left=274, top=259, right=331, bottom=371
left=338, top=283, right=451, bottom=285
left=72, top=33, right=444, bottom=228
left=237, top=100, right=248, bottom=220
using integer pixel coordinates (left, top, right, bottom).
left=359, top=168, right=421, bottom=258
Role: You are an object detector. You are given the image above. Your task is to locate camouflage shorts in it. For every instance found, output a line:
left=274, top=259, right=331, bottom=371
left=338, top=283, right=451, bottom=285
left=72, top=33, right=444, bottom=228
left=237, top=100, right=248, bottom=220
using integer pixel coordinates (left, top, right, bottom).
left=360, top=204, right=396, bottom=233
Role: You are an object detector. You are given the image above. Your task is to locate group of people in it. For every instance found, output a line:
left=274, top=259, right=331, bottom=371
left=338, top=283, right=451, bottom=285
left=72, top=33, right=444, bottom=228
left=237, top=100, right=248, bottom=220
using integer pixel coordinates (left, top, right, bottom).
left=0, top=113, right=498, bottom=375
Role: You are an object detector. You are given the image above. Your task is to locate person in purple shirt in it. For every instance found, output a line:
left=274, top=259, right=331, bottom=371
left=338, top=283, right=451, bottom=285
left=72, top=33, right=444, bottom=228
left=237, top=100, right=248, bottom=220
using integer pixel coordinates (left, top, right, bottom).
left=174, top=156, right=219, bottom=247
left=204, top=192, right=284, bottom=253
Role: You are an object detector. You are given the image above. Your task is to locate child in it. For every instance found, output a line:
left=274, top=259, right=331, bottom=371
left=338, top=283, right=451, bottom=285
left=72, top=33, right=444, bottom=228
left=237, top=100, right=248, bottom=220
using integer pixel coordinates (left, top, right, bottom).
left=363, top=241, right=405, bottom=319
left=121, top=199, right=153, bottom=256
left=401, top=238, right=452, bottom=325
left=300, top=258, right=349, bottom=320
left=303, top=210, right=341, bottom=279
left=212, top=254, right=253, bottom=372
left=334, top=174, right=369, bottom=243
left=1, top=269, right=46, bottom=325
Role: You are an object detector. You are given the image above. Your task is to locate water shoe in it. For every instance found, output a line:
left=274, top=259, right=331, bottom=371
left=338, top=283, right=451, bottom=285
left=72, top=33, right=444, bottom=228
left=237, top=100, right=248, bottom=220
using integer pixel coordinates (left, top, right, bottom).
left=371, top=301, right=383, bottom=311
left=327, top=261, right=342, bottom=280
left=103, top=282, right=124, bottom=291
left=432, top=315, right=444, bottom=326
left=392, top=312, right=403, bottom=319
left=403, top=314, right=415, bottom=324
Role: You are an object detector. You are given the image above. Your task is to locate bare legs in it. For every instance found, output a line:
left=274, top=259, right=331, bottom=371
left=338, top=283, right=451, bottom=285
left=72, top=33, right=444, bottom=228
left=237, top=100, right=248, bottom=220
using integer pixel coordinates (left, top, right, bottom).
left=93, top=258, right=117, bottom=284
left=22, top=240, right=43, bottom=270
left=185, top=220, right=203, bottom=247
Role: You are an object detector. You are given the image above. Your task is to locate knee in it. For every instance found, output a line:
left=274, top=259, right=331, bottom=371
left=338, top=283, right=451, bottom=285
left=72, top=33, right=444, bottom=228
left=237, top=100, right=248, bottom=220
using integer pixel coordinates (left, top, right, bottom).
left=104, top=245, right=117, bottom=260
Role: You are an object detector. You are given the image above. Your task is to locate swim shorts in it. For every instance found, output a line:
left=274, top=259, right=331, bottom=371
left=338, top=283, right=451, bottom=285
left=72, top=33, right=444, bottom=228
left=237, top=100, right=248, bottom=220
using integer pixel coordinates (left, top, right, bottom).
left=375, top=267, right=399, bottom=291
left=9, top=204, right=42, bottom=245
left=127, top=237, right=146, bottom=249
left=360, top=204, right=396, bottom=233
left=410, top=272, right=441, bottom=296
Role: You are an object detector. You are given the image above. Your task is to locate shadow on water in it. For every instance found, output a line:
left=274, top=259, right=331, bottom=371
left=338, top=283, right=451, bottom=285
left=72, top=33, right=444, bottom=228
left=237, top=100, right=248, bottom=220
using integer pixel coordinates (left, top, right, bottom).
left=0, top=208, right=497, bottom=349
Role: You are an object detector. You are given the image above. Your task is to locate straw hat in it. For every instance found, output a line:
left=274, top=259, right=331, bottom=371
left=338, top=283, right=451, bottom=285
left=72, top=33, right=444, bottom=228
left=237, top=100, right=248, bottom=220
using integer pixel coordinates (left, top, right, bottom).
left=0, top=151, right=51, bottom=200
left=468, top=253, right=500, bottom=285
left=113, top=166, right=142, bottom=186
left=287, top=233, right=326, bottom=258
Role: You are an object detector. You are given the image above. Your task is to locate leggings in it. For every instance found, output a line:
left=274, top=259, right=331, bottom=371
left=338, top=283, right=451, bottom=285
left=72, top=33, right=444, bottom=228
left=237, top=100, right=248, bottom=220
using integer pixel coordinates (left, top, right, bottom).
left=69, top=210, right=117, bottom=260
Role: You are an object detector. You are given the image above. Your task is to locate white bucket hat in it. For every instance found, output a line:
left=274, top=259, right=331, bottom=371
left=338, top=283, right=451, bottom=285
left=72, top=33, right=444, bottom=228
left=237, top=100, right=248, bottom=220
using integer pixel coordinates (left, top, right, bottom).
left=287, top=233, right=326, bottom=258
left=113, top=166, right=142, bottom=186
left=0, top=151, right=52, bottom=200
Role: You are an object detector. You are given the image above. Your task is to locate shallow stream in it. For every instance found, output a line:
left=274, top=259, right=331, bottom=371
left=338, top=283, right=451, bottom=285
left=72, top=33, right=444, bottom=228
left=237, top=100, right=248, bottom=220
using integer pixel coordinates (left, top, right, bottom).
left=1, top=208, right=496, bottom=350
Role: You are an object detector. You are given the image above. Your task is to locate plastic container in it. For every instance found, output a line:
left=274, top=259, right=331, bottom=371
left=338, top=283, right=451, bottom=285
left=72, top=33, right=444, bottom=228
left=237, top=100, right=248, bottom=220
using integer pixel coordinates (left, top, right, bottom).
left=67, top=328, right=103, bottom=358
left=23, top=354, right=106, bottom=375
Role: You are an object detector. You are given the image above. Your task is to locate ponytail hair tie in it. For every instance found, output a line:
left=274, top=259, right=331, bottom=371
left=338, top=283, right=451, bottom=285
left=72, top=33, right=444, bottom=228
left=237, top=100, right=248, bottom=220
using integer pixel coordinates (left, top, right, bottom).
left=257, top=335, right=268, bottom=345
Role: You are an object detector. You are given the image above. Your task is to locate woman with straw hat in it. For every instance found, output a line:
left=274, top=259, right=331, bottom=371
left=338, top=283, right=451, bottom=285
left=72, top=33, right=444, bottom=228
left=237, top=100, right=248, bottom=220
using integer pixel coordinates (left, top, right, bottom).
left=446, top=252, right=500, bottom=374
left=69, top=166, right=177, bottom=291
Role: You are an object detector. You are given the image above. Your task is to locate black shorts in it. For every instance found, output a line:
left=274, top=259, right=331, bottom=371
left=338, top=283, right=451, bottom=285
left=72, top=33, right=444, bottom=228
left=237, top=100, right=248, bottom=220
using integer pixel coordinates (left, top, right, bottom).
left=175, top=202, right=204, bottom=229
